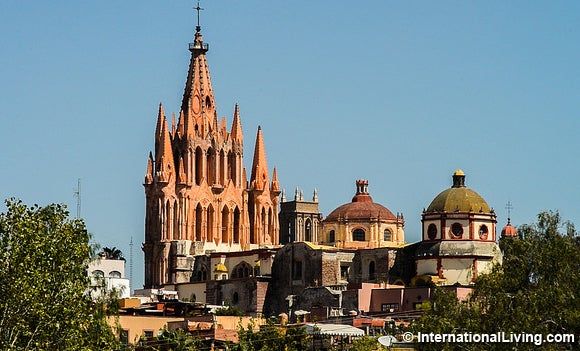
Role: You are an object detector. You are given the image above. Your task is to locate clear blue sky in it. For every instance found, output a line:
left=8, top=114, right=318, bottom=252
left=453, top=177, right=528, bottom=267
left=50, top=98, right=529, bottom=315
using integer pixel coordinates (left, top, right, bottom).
left=1, top=1, right=579, bottom=291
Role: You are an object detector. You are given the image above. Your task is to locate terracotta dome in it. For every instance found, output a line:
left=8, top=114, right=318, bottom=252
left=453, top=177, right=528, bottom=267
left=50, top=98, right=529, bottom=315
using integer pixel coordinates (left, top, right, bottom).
left=426, top=170, right=490, bottom=214
left=325, top=179, right=397, bottom=221
left=501, top=219, right=518, bottom=237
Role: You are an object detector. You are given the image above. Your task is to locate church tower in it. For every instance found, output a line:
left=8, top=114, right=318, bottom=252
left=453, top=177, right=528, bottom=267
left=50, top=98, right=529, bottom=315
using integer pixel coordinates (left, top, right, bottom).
left=143, top=10, right=279, bottom=288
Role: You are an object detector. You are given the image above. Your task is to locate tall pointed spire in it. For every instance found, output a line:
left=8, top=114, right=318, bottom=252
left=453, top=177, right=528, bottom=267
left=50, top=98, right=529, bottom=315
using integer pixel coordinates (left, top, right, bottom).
left=144, top=152, right=154, bottom=184
left=250, top=126, right=269, bottom=190
left=155, top=103, right=165, bottom=155
left=156, top=115, right=174, bottom=182
left=230, top=103, right=243, bottom=143
left=271, top=167, right=280, bottom=192
left=181, top=4, right=216, bottom=138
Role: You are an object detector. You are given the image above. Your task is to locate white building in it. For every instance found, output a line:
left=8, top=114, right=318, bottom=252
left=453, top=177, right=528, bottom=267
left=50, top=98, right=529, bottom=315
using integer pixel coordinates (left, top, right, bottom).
left=88, top=256, right=131, bottom=299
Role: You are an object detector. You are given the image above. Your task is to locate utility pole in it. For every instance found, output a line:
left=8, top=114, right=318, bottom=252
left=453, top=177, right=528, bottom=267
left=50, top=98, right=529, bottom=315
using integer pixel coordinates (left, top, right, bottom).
left=129, top=236, right=134, bottom=293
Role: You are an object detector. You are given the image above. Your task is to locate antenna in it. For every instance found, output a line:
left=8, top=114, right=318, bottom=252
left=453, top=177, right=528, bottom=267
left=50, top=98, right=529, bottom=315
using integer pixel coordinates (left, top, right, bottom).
left=73, top=178, right=81, bottom=218
left=129, top=236, right=134, bottom=293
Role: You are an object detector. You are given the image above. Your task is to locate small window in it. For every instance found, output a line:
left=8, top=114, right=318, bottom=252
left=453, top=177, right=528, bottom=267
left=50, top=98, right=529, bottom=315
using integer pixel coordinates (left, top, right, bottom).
left=353, top=229, right=365, bottom=241
left=233, top=292, right=239, bottom=304
left=92, top=270, right=104, bottom=278
left=479, top=225, right=489, bottom=239
left=120, top=329, right=129, bottom=345
left=329, top=230, right=335, bottom=243
left=109, top=270, right=122, bottom=278
left=383, top=229, right=392, bottom=241
left=427, top=223, right=437, bottom=240
left=381, top=303, right=399, bottom=312
left=340, top=265, right=349, bottom=280
left=292, top=261, right=302, bottom=280
left=451, top=223, right=463, bottom=238
left=369, top=261, right=376, bottom=280
left=143, top=330, right=154, bottom=339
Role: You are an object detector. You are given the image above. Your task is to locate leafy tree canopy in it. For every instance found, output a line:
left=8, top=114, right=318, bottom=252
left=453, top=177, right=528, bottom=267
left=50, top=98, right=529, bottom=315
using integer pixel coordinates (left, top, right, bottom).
left=0, top=199, right=120, bottom=350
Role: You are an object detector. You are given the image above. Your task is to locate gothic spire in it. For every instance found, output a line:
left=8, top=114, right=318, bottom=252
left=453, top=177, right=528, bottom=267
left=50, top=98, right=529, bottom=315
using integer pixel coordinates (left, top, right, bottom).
left=154, top=103, right=165, bottom=155
left=155, top=115, right=174, bottom=183
left=181, top=5, right=216, bottom=138
left=250, top=126, right=270, bottom=190
left=230, top=103, right=244, bottom=143
left=144, top=151, right=154, bottom=184
left=271, top=167, right=280, bottom=192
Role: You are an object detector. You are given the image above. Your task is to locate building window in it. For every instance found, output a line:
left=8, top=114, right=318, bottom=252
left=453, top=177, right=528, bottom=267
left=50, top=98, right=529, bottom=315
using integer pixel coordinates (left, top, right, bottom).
left=451, top=223, right=463, bottom=238
left=479, top=225, right=489, bottom=239
left=143, top=330, right=154, bottom=339
left=232, top=262, right=252, bottom=279
left=353, top=229, right=365, bottom=241
left=109, top=270, right=122, bottom=278
left=305, top=219, right=312, bottom=242
left=92, top=270, right=104, bottom=278
left=329, top=230, right=335, bottom=243
left=427, top=223, right=437, bottom=240
left=233, top=292, right=239, bottom=305
left=292, top=260, right=303, bottom=280
left=340, top=265, right=349, bottom=280
left=383, top=229, right=392, bottom=241
left=381, top=303, right=399, bottom=312
left=120, top=329, right=129, bottom=345
left=369, top=261, right=376, bottom=280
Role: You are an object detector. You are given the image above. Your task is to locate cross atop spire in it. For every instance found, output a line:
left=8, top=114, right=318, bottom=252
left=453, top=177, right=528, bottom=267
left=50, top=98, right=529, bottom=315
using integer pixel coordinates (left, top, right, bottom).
left=505, top=201, right=514, bottom=223
left=194, top=1, right=204, bottom=32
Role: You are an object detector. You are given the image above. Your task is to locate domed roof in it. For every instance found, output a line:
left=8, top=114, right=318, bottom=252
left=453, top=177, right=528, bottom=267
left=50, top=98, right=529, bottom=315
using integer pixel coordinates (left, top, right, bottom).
left=426, top=170, right=491, bottom=213
left=325, top=179, right=397, bottom=222
left=214, top=263, right=228, bottom=273
left=501, top=219, right=518, bottom=237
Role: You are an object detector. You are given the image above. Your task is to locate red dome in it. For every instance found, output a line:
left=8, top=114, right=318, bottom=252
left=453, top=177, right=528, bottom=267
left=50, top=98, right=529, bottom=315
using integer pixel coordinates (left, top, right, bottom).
left=501, top=219, right=517, bottom=237
left=324, top=180, right=397, bottom=222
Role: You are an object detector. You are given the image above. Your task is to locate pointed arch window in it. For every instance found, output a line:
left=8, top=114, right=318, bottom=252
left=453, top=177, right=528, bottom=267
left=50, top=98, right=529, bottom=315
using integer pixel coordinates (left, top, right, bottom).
left=305, top=219, right=312, bottom=242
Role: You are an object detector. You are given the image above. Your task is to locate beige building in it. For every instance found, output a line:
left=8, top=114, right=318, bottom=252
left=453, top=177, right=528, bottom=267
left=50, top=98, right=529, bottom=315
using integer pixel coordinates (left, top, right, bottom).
left=321, top=179, right=405, bottom=249
left=415, top=170, right=502, bottom=285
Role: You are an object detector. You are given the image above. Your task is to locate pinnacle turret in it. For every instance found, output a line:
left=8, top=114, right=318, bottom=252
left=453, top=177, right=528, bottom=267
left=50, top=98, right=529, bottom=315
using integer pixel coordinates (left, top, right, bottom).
left=230, top=104, right=243, bottom=143
left=250, top=126, right=269, bottom=191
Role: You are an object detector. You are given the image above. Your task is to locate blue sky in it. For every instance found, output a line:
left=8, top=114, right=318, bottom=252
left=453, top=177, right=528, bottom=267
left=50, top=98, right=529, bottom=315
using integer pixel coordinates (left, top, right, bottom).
left=1, top=1, right=579, bottom=291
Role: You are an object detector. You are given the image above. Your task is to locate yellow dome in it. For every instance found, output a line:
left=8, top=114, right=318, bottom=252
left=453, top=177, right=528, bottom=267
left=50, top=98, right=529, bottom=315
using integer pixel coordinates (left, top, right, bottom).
left=426, top=171, right=490, bottom=213
left=214, top=263, right=228, bottom=273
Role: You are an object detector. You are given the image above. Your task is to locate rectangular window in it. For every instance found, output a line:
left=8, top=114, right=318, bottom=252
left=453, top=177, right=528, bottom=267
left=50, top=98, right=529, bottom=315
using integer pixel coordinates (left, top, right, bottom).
left=120, top=329, right=129, bottom=345
left=143, top=330, right=154, bottom=339
left=381, top=303, right=399, bottom=312
left=340, top=265, right=349, bottom=280
left=293, top=260, right=302, bottom=280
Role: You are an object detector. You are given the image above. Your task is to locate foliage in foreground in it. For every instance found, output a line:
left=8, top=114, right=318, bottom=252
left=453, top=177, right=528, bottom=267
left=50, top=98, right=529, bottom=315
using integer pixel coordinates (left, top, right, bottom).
left=412, top=211, right=580, bottom=351
left=0, top=199, right=120, bottom=350
left=234, top=319, right=310, bottom=351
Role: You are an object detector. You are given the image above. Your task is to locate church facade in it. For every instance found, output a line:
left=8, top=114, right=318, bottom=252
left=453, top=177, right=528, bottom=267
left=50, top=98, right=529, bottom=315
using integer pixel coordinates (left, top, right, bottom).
left=143, top=23, right=280, bottom=288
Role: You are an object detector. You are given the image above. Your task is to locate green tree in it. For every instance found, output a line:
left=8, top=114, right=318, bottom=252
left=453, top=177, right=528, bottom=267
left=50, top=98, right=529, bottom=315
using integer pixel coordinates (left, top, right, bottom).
left=0, top=199, right=120, bottom=350
left=412, top=210, right=580, bottom=350
left=234, top=318, right=310, bottom=351
left=100, top=246, right=124, bottom=260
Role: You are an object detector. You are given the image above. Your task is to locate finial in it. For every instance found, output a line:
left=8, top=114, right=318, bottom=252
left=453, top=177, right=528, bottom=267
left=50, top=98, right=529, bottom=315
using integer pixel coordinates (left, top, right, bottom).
left=505, top=201, right=513, bottom=223
left=194, top=1, right=204, bottom=32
